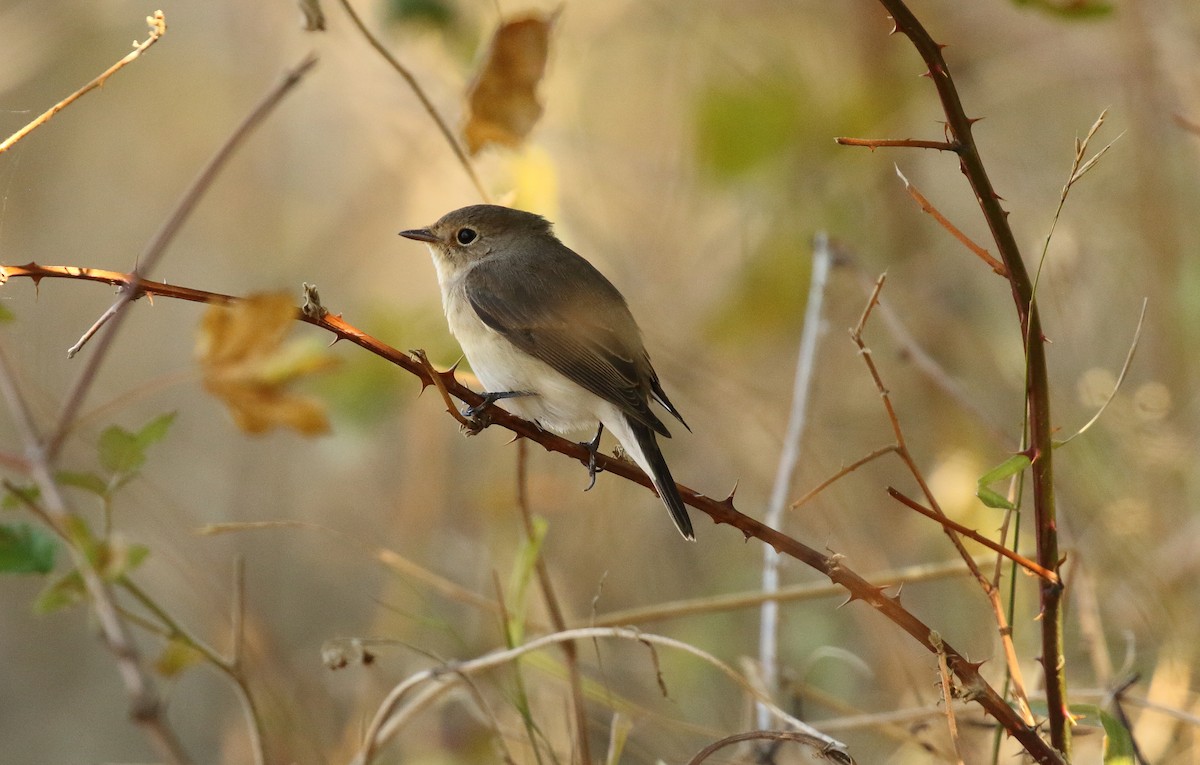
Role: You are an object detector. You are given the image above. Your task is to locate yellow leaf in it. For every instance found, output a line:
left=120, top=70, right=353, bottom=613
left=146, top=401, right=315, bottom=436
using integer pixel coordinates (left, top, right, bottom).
left=507, top=145, right=559, bottom=219
left=463, top=13, right=555, bottom=155
left=155, top=637, right=205, bottom=677
left=197, top=293, right=337, bottom=436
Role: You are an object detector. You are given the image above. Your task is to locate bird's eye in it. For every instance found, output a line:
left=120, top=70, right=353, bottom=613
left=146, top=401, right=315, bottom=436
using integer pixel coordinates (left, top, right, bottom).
left=456, top=227, right=478, bottom=245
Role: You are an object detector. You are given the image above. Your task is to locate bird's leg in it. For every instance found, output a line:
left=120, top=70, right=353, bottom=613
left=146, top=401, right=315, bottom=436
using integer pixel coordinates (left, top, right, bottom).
left=580, top=423, right=604, bottom=491
left=462, top=390, right=533, bottom=432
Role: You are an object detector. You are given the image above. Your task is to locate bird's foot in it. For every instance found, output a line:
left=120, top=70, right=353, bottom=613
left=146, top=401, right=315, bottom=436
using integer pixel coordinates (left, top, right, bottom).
left=580, top=424, right=604, bottom=491
left=462, top=390, right=531, bottom=434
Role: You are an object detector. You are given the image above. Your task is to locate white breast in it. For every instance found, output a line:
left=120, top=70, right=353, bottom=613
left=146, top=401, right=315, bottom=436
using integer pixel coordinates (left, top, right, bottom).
left=432, top=252, right=606, bottom=436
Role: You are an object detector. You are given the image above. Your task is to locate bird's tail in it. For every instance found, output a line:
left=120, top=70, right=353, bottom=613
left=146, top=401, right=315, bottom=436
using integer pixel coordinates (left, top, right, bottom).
left=624, top=418, right=695, bottom=541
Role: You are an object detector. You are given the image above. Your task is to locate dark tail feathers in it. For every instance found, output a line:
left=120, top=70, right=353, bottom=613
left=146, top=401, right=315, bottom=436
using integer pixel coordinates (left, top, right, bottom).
left=631, top=421, right=694, bottom=541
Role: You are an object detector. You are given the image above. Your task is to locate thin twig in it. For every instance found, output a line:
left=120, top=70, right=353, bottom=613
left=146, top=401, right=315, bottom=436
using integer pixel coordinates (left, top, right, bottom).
left=411, top=350, right=473, bottom=429
left=1106, top=675, right=1151, bottom=765
left=850, top=275, right=989, bottom=589
left=46, top=53, right=319, bottom=462
left=851, top=274, right=1043, bottom=730
left=352, top=626, right=850, bottom=765
left=932, top=634, right=967, bottom=765
left=895, top=165, right=1007, bottom=277
left=989, top=458, right=1036, bottom=727
left=886, top=488, right=1058, bottom=584
left=336, top=0, right=490, bottom=203
left=758, top=233, right=832, bottom=730
left=835, top=136, right=957, bottom=152
left=686, top=729, right=855, bottom=765
left=790, top=444, right=896, bottom=509
left=515, top=439, right=593, bottom=765
left=0, top=12, right=167, bottom=155
left=198, top=518, right=507, bottom=619
left=856, top=268, right=1009, bottom=444
left=120, top=577, right=266, bottom=765
left=588, top=557, right=980, bottom=627
left=1055, top=298, right=1147, bottom=447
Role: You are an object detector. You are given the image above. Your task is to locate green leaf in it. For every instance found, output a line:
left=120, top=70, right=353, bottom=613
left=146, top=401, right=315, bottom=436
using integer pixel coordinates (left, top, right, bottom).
left=35, top=569, right=86, bottom=613
left=135, top=411, right=176, bottom=450
left=155, top=637, right=206, bottom=677
left=979, top=454, right=1032, bottom=485
left=504, top=516, right=547, bottom=646
left=98, top=425, right=145, bottom=475
left=976, top=454, right=1032, bottom=509
left=1012, top=0, right=1114, bottom=19
left=95, top=538, right=150, bottom=581
left=55, top=471, right=110, bottom=498
left=977, top=487, right=1016, bottom=511
left=387, top=0, right=456, bottom=27
left=2, top=483, right=40, bottom=510
left=1068, top=703, right=1135, bottom=764
left=1099, top=708, right=1136, bottom=764
left=0, top=523, right=57, bottom=574
left=97, top=412, right=175, bottom=480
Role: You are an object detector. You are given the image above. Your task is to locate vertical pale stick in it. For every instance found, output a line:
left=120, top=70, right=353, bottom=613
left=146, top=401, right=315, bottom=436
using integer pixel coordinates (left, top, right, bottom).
left=756, top=234, right=832, bottom=730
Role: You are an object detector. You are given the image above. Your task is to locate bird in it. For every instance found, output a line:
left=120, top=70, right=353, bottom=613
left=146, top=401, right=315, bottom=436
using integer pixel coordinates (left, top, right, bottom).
left=400, top=204, right=695, bottom=540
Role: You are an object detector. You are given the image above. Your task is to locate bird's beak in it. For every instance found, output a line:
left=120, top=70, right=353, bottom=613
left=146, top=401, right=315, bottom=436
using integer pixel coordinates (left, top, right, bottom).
left=399, top=227, right=439, bottom=243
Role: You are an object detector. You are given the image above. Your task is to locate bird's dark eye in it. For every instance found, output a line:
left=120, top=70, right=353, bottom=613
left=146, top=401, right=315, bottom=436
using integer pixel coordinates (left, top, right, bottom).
left=456, top=227, right=478, bottom=245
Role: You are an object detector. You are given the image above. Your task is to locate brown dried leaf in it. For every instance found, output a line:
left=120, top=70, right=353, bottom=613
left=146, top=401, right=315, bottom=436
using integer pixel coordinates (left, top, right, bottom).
left=197, top=293, right=337, bottom=436
left=463, top=13, right=555, bottom=155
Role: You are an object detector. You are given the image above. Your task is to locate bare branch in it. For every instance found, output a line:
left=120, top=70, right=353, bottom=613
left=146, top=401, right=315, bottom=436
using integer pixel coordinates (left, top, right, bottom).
left=0, top=12, right=167, bottom=155
left=894, top=165, right=1007, bottom=277
left=46, top=53, right=319, bottom=462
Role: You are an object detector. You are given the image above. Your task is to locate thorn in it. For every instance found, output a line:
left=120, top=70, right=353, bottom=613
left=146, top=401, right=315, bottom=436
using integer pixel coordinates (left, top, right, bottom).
left=920, top=70, right=933, bottom=79
left=887, top=16, right=898, bottom=35
left=836, top=593, right=858, bottom=609
left=867, top=585, right=889, bottom=606
left=936, top=42, right=948, bottom=51
left=723, top=480, right=739, bottom=504
left=953, top=656, right=987, bottom=674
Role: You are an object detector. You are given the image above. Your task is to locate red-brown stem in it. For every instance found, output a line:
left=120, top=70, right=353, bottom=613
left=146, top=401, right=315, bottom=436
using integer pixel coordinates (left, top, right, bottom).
left=870, top=2, right=1067, bottom=754
left=835, top=137, right=956, bottom=151
left=886, top=487, right=1057, bottom=584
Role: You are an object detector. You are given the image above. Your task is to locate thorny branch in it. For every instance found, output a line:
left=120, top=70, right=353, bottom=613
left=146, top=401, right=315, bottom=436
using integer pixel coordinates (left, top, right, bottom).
left=846, top=2, right=1069, bottom=755
left=0, top=262, right=1062, bottom=763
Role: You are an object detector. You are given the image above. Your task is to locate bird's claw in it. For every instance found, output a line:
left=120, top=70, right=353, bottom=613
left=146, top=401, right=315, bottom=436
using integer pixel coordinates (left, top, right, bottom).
left=461, top=390, right=530, bottom=435
left=580, top=425, right=604, bottom=492
left=460, top=405, right=491, bottom=435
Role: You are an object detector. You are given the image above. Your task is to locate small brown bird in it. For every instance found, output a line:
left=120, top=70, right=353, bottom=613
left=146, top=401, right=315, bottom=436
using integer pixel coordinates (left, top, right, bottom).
left=400, top=205, right=694, bottom=540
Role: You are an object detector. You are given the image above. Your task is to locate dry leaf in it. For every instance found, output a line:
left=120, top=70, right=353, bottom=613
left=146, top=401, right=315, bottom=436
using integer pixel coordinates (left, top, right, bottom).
left=463, top=13, right=555, bottom=155
left=197, top=293, right=337, bottom=436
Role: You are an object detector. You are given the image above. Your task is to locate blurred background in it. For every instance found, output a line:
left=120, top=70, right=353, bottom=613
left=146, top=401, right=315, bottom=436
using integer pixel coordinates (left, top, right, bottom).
left=1, top=0, right=1198, bottom=762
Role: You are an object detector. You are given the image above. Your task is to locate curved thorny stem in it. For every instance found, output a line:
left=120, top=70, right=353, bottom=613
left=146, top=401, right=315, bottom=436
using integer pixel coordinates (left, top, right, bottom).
left=852, top=1, right=1067, bottom=756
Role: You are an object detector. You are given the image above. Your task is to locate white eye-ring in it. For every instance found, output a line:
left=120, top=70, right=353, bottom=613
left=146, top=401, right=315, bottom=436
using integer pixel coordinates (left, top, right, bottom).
left=456, top=227, right=478, bottom=245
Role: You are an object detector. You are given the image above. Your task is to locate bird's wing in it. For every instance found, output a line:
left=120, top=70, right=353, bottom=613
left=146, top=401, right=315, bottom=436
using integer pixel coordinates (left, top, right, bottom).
left=464, top=255, right=672, bottom=437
